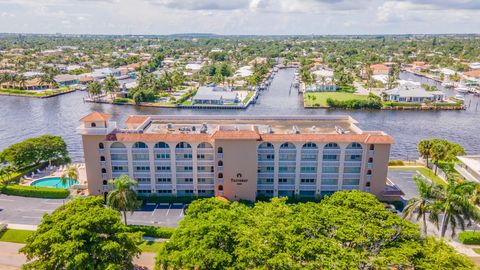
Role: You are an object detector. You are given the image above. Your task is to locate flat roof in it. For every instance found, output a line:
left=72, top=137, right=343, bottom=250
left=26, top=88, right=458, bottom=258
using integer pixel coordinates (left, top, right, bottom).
left=458, top=155, right=480, bottom=173
left=102, top=114, right=394, bottom=144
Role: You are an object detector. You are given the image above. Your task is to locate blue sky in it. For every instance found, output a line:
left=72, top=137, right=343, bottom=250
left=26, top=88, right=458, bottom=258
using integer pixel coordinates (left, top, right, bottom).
left=0, top=0, right=479, bottom=35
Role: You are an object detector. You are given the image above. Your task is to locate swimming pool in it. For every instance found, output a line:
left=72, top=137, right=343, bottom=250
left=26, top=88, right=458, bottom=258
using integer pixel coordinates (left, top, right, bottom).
left=31, top=177, right=79, bottom=188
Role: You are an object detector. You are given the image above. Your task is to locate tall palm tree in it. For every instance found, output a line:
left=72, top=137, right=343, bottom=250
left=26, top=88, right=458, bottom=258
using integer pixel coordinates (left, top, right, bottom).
left=103, top=76, right=119, bottom=101
left=430, top=178, right=480, bottom=238
left=106, top=175, right=141, bottom=225
left=60, top=164, right=79, bottom=188
left=87, top=81, right=102, bottom=100
left=418, top=140, right=434, bottom=168
left=430, top=142, right=448, bottom=175
left=403, top=176, right=440, bottom=235
left=16, top=74, right=27, bottom=90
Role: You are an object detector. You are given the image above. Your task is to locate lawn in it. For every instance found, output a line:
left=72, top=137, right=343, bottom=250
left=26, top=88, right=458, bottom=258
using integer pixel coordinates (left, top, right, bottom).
left=243, top=91, right=255, bottom=104
left=138, top=241, right=164, bottom=252
left=304, top=92, right=369, bottom=107
left=0, top=88, right=70, bottom=97
left=0, top=229, right=34, bottom=243
left=389, top=166, right=447, bottom=186
left=473, top=248, right=480, bottom=255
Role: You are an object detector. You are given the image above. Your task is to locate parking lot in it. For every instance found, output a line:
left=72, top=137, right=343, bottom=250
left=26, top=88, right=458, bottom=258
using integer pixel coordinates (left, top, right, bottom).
left=387, top=169, right=420, bottom=200
left=0, top=195, right=184, bottom=228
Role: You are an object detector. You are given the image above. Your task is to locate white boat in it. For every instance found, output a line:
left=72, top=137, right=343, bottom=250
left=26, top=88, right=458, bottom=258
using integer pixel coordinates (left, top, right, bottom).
left=441, top=82, right=454, bottom=88
left=455, top=87, right=469, bottom=93
left=455, top=94, right=465, bottom=100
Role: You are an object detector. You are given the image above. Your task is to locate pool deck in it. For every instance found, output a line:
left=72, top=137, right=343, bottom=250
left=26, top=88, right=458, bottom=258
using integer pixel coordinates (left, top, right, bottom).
left=22, top=163, right=87, bottom=191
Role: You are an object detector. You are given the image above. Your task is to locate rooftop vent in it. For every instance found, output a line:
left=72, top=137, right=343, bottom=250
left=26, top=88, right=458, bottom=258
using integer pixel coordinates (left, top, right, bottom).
left=200, top=123, right=208, bottom=134
left=192, top=126, right=196, bottom=132
left=335, top=126, right=346, bottom=134
left=267, top=125, right=273, bottom=134
left=311, top=126, right=317, bottom=133
left=167, top=123, right=173, bottom=129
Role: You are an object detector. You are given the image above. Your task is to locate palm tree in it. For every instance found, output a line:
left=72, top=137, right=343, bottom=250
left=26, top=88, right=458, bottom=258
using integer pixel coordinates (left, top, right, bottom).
left=106, top=175, right=141, bottom=225
left=418, top=140, right=434, bottom=168
left=87, top=81, right=102, bottom=100
left=430, top=142, right=448, bottom=175
left=60, top=164, right=79, bottom=188
left=103, top=76, right=119, bottom=101
left=16, top=74, right=27, bottom=90
left=430, top=178, right=480, bottom=238
left=403, top=176, right=440, bottom=235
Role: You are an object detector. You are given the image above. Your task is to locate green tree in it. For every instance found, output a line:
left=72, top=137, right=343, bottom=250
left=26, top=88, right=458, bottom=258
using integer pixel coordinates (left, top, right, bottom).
left=103, top=76, right=119, bottom=101
left=418, top=139, right=434, bottom=167
left=431, top=178, right=480, bottom=238
left=20, top=196, right=142, bottom=270
left=403, top=176, right=440, bottom=235
left=107, top=175, right=141, bottom=225
left=86, top=81, right=102, bottom=100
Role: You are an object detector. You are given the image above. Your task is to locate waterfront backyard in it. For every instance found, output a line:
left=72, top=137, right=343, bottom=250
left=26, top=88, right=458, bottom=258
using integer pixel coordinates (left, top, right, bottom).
left=304, top=92, right=369, bottom=107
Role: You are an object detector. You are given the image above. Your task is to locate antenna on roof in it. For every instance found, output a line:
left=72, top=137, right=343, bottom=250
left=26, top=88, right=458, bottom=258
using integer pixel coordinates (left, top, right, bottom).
left=267, top=125, right=273, bottom=134
left=292, top=126, right=300, bottom=134
left=335, top=126, right=347, bottom=134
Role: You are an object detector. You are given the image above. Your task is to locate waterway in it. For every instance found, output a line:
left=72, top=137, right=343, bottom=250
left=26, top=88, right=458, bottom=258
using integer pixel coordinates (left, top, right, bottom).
left=0, top=68, right=479, bottom=162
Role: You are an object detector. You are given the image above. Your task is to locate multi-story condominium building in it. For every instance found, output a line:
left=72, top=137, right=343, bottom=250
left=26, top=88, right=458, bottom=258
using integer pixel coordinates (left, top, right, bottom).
left=78, top=112, right=402, bottom=201
left=455, top=155, right=480, bottom=182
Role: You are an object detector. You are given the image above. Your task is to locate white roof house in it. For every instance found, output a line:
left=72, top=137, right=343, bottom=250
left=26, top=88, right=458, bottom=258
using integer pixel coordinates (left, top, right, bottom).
left=385, top=83, right=445, bottom=103
left=234, top=66, right=253, bottom=78
left=185, top=63, right=203, bottom=71
left=469, top=62, right=480, bottom=70
left=192, top=86, right=238, bottom=105
left=456, top=156, right=480, bottom=182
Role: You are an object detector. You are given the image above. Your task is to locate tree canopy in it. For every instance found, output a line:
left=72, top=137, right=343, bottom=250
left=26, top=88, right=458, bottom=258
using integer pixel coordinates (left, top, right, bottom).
left=157, top=191, right=474, bottom=269
left=20, top=196, right=142, bottom=270
left=0, top=135, right=70, bottom=168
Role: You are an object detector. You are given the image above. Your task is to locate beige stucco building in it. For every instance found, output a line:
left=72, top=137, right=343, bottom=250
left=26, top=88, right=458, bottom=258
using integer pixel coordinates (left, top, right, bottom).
left=78, top=112, right=402, bottom=201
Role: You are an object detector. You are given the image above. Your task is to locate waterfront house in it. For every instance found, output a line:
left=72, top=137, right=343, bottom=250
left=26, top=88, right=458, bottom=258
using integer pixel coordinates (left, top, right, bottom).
left=385, top=83, right=445, bottom=103
left=369, top=64, right=390, bottom=75
left=304, top=84, right=338, bottom=92
left=469, top=62, right=480, bottom=70
left=78, top=113, right=401, bottom=201
left=455, top=156, right=480, bottom=182
left=54, top=74, right=79, bottom=86
left=463, top=70, right=480, bottom=85
left=91, top=68, right=121, bottom=80
left=192, top=86, right=239, bottom=105
left=235, top=66, right=254, bottom=78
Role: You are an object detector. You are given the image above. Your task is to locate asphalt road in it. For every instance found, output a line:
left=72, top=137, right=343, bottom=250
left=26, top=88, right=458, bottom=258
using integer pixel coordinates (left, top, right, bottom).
left=0, top=195, right=183, bottom=228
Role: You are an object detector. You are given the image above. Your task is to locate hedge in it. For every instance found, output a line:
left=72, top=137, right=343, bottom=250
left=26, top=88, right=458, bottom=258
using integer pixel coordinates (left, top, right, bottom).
left=141, top=195, right=206, bottom=204
left=388, top=160, right=405, bottom=166
left=128, top=225, right=176, bottom=238
left=383, top=101, right=422, bottom=107
left=1, top=185, right=69, bottom=199
left=459, top=231, right=480, bottom=245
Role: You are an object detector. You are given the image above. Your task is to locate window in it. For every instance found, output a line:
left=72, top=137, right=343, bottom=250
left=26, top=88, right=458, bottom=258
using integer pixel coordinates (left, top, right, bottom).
left=347, top=155, right=362, bottom=161
left=156, top=166, right=171, bottom=171
left=367, top=170, right=372, bottom=175
left=112, top=166, right=127, bottom=172
left=301, top=178, right=315, bottom=183
left=134, top=166, right=150, bottom=171
left=344, top=179, right=360, bottom=186
left=366, top=182, right=371, bottom=187
left=218, top=185, right=223, bottom=191
left=323, top=154, right=338, bottom=161
left=279, top=178, right=288, bottom=183
left=176, top=142, right=191, bottom=149
left=217, top=147, right=223, bottom=154
left=368, top=157, right=373, bottom=163
left=347, top=142, right=362, bottom=149
left=183, top=178, right=193, bottom=183
left=301, top=167, right=316, bottom=173
left=218, top=160, right=223, bottom=166
left=103, top=180, right=107, bottom=185
left=111, top=154, right=127, bottom=160
left=136, top=178, right=151, bottom=183
left=156, top=153, right=170, bottom=159
left=133, top=142, right=148, bottom=148
left=322, top=179, right=338, bottom=185
left=100, top=156, right=106, bottom=161
left=91, top=122, right=96, bottom=127
left=154, top=142, right=169, bottom=149
left=157, top=178, right=171, bottom=183
left=157, top=190, right=172, bottom=194
left=218, top=173, right=223, bottom=178
left=370, top=145, right=375, bottom=150
left=99, top=143, right=104, bottom=149
left=197, top=154, right=205, bottom=159
left=101, top=168, right=107, bottom=173
left=301, top=154, right=317, bottom=161
left=324, top=143, right=339, bottom=149
left=322, top=167, right=339, bottom=173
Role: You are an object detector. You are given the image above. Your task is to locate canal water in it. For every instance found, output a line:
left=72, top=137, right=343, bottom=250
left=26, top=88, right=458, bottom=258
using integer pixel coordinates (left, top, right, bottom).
left=0, top=68, right=479, bottom=162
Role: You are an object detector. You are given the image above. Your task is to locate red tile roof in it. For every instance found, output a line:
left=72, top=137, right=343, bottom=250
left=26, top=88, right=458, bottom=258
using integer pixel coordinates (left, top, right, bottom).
left=464, top=70, right=480, bottom=78
left=80, top=112, right=112, bottom=122
left=125, top=115, right=149, bottom=125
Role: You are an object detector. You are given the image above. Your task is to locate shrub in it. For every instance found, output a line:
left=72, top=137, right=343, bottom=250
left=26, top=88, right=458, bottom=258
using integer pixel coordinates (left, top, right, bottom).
left=388, top=160, right=405, bottom=166
left=327, top=93, right=382, bottom=109
left=128, top=225, right=176, bottom=239
left=383, top=101, right=422, bottom=107
left=1, top=185, right=69, bottom=199
left=459, top=232, right=480, bottom=245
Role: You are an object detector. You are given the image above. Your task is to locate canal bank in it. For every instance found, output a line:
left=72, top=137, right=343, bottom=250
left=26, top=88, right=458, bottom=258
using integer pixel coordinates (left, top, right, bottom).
left=0, top=68, right=479, bottom=162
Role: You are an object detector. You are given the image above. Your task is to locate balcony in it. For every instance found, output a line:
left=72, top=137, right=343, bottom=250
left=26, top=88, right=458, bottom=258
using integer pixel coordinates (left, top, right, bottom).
left=175, top=159, right=193, bottom=165
left=109, top=148, right=128, bottom=154
left=342, top=185, right=360, bottom=190
left=299, top=184, right=316, bottom=191
left=345, top=149, right=364, bottom=155
left=197, top=148, right=214, bottom=154
left=111, top=160, right=128, bottom=166
left=132, top=148, right=149, bottom=154
left=132, top=159, right=150, bottom=165
left=321, top=185, right=338, bottom=191
left=156, top=184, right=173, bottom=190
left=198, top=172, right=215, bottom=178
left=257, top=184, right=274, bottom=190
left=343, top=173, right=361, bottom=179
left=278, top=172, right=296, bottom=177
left=344, top=161, right=362, bottom=167
left=177, top=184, right=194, bottom=190
left=278, top=184, right=295, bottom=191
left=322, top=160, right=340, bottom=166
left=175, top=149, right=193, bottom=154
left=454, top=163, right=479, bottom=182
left=137, top=184, right=152, bottom=190
left=176, top=172, right=193, bottom=178
left=133, top=171, right=151, bottom=177
left=155, top=172, right=172, bottom=177
left=112, top=171, right=128, bottom=178
left=257, top=172, right=274, bottom=177
left=323, top=149, right=341, bottom=155
left=258, top=159, right=275, bottom=165
left=154, top=159, right=171, bottom=165
left=321, top=173, right=339, bottom=178
left=197, top=184, right=215, bottom=190
left=300, top=172, right=317, bottom=177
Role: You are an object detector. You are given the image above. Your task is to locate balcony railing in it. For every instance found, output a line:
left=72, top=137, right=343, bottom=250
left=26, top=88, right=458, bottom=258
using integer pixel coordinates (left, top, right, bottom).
left=344, top=161, right=362, bottom=167
left=278, top=184, right=295, bottom=190
left=299, top=184, right=316, bottom=191
left=109, top=148, right=128, bottom=154
left=176, top=172, right=193, bottom=177
left=322, top=160, right=340, bottom=166
left=343, top=173, right=361, bottom=179
left=132, top=159, right=150, bottom=165
left=257, top=184, right=274, bottom=190
left=369, top=150, right=375, bottom=156
left=112, top=172, right=128, bottom=178
left=197, top=184, right=215, bottom=190
left=198, top=172, right=215, bottom=178
left=321, top=185, right=338, bottom=191
left=321, top=173, right=339, bottom=178
left=175, top=149, right=193, bottom=154
left=100, top=161, right=106, bottom=167
left=177, top=184, right=194, bottom=190
left=154, top=159, right=171, bottom=165
left=111, top=160, right=128, bottom=166
left=278, top=172, right=296, bottom=177
left=257, top=172, right=274, bottom=177
left=217, top=153, right=223, bottom=159
left=344, top=149, right=364, bottom=155
left=278, top=160, right=297, bottom=164
left=155, top=172, right=172, bottom=177
left=137, top=184, right=152, bottom=190
left=156, top=184, right=173, bottom=190
left=258, top=159, right=275, bottom=164
left=133, top=171, right=151, bottom=177
left=175, top=159, right=193, bottom=165
left=342, top=185, right=360, bottom=190
left=367, top=162, right=373, bottom=169
left=132, top=148, right=149, bottom=154
left=323, top=149, right=341, bottom=155
left=300, top=160, right=317, bottom=164
left=300, top=172, right=317, bottom=177
left=197, top=148, right=214, bottom=154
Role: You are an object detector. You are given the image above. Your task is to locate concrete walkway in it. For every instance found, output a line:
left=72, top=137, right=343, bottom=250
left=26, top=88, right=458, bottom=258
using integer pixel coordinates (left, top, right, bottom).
left=0, top=242, right=155, bottom=269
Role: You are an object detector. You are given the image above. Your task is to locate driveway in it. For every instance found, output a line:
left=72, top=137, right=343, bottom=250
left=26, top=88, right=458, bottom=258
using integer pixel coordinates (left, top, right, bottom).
left=387, top=169, right=420, bottom=200
left=0, top=195, right=184, bottom=228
